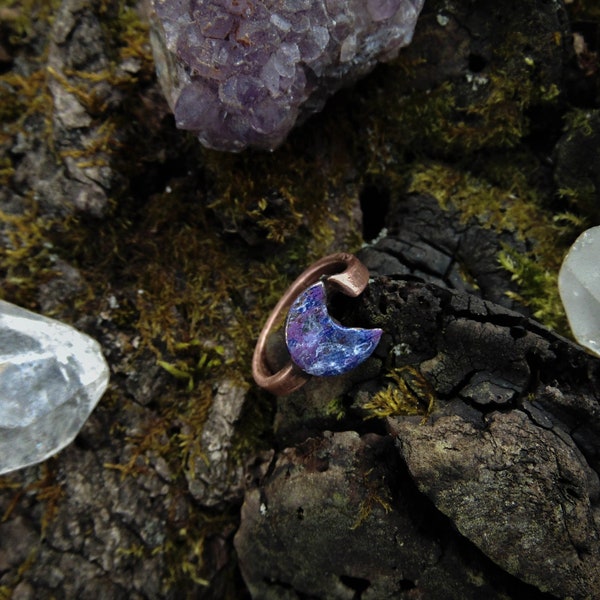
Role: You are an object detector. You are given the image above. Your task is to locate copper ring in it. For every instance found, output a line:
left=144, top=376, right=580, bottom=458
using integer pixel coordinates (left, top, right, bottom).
left=252, top=253, right=370, bottom=395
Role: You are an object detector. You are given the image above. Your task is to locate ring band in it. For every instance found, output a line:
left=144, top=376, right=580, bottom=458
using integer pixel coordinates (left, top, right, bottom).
left=252, top=253, right=370, bottom=395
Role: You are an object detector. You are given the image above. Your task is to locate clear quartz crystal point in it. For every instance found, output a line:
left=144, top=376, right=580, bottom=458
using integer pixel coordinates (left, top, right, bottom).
left=0, top=300, right=109, bottom=475
left=558, top=225, right=600, bottom=357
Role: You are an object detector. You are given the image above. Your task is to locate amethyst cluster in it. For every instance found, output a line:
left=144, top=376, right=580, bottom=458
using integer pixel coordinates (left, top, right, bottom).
left=148, top=0, right=425, bottom=151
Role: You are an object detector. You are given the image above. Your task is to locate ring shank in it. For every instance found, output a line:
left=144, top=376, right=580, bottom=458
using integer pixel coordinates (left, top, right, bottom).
left=252, top=253, right=369, bottom=395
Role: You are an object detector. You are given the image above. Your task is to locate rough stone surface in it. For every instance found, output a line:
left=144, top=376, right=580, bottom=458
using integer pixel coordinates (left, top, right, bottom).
left=235, top=431, right=514, bottom=600
left=185, top=379, right=247, bottom=508
left=391, top=409, right=600, bottom=599
left=148, top=0, right=425, bottom=150
left=244, top=275, right=600, bottom=599
left=21, top=0, right=128, bottom=216
left=4, top=446, right=172, bottom=599
left=559, top=225, right=600, bottom=357
left=372, top=277, right=600, bottom=599
left=0, top=300, right=109, bottom=475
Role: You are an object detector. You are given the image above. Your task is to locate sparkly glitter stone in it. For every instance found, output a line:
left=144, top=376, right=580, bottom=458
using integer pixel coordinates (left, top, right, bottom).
left=558, top=225, right=600, bottom=357
left=285, top=282, right=382, bottom=377
left=0, top=300, right=109, bottom=475
left=148, top=0, right=425, bottom=151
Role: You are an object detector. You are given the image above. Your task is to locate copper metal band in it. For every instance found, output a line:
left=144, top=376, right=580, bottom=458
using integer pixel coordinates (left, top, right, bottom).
left=252, top=253, right=370, bottom=395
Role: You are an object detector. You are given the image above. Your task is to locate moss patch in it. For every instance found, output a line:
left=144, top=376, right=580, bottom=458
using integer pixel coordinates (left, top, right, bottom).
left=0, top=203, right=59, bottom=308
left=407, top=161, right=579, bottom=333
left=364, top=366, right=435, bottom=421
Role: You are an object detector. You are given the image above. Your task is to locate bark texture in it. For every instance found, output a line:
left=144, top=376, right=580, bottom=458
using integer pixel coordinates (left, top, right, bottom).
left=236, top=265, right=600, bottom=599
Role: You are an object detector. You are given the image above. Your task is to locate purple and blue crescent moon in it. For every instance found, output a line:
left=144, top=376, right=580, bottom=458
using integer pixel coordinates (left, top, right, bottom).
left=285, top=281, right=383, bottom=377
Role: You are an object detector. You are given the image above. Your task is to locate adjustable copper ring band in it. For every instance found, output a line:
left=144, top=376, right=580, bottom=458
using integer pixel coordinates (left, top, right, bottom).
left=252, top=253, right=370, bottom=395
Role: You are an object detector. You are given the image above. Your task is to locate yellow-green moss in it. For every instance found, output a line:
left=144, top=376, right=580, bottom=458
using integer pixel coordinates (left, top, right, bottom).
left=408, top=161, right=578, bottom=334
left=563, top=109, right=597, bottom=136
left=325, top=397, right=346, bottom=421
left=0, top=204, right=59, bottom=308
left=0, top=66, right=53, bottom=191
left=0, top=0, right=60, bottom=157
left=353, top=48, right=560, bottom=171
left=116, top=510, right=239, bottom=594
left=0, top=0, right=60, bottom=43
left=0, top=545, right=39, bottom=596
left=554, top=109, right=600, bottom=221
left=200, top=140, right=362, bottom=254
left=363, top=366, right=435, bottom=420
left=350, top=470, right=393, bottom=530
left=497, top=243, right=568, bottom=331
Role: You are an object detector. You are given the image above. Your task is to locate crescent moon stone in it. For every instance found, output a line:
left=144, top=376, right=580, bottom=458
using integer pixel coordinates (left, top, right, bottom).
left=285, top=282, right=382, bottom=377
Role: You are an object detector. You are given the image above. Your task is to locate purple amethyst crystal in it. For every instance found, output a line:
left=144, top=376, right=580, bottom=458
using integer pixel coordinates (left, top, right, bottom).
left=148, top=0, right=425, bottom=151
left=285, top=282, right=382, bottom=377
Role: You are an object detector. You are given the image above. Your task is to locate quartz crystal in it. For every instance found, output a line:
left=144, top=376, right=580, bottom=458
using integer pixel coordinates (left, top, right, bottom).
left=285, top=282, right=382, bottom=376
left=558, top=225, right=600, bottom=357
left=0, top=300, right=109, bottom=475
left=148, top=0, right=425, bottom=151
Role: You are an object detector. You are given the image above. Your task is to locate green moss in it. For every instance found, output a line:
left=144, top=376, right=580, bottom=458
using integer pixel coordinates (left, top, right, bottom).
left=408, top=161, right=578, bottom=333
left=563, top=109, right=597, bottom=136
left=0, top=0, right=60, bottom=153
left=325, top=396, right=346, bottom=421
left=101, top=1, right=154, bottom=66
left=0, top=0, right=60, bottom=45
left=158, top=342, right=227, bottom=392
left=385, top=71, right=531, bottom=156
left=408, top=162, right=542, bottom=237
left=498, top=245, right=565, bottom=332
left=363, top=367, right=435, bottom=420
left=350, top=53, right=559, bottom=171
left=558, top=185, right=597, bottom=221
left=200, top=141, right=362, bottom=254
left=116, top=509, right=240, bottom=594
left=161, top=510, right=244, bottom=594
left=554, top=109, right=600, bottom=222
left=0, top=156, right=15, bottom=187
left=350, top=470, right=393, bottom=530
left=0, top=545, right=39, bottom=596
left=0, top=67, right=53, bottom=151
left=0, top=204, right=58, bottom=309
